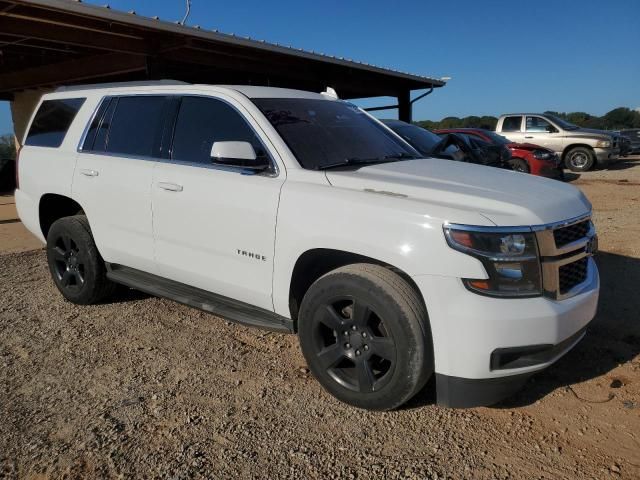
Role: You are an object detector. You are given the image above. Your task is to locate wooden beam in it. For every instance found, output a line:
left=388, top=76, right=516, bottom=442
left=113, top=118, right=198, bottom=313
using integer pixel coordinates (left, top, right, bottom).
left=0, top=52, right=146, bottom=91
left=0, top=15, right=149, bottom=55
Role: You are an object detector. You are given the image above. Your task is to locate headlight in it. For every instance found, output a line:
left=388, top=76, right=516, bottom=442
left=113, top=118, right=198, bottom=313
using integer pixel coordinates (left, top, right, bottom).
left=595, top=139, right=611, bottom=148
left=533, top=150, right=553, bottom=160
left=444, top=226, right=542, bottom=297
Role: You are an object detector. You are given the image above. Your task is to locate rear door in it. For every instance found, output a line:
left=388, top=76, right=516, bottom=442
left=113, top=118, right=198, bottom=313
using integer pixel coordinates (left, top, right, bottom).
left=151, top=94, right=285, bottom=310
left=73, top=95, right=168, bottom=273
left=523, top=115, right=565, bottom=153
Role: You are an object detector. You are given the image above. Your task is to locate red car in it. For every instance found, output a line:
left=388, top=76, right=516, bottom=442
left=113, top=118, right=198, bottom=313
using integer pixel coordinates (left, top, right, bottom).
left=434, top=128, right=564, bottom=179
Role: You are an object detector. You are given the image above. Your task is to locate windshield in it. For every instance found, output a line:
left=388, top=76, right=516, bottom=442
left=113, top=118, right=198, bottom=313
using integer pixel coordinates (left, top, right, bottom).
left=545, top=115, right=579, bottom=130
left=386, top=124, right=442, bottom=155
left=483, top=131, right=512, bottom=145
left=252, top=98, right=419, bottom=170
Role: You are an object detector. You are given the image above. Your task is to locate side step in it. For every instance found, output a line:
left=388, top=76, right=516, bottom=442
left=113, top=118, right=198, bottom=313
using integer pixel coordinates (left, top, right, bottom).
left=106, top=264, right=294, bottom=333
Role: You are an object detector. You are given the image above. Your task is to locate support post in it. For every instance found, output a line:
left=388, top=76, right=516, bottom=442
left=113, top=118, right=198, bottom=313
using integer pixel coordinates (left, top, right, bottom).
left=398, top=90, right=412, bottom=123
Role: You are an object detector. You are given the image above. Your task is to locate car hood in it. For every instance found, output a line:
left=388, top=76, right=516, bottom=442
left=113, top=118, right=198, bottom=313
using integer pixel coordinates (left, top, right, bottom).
left=325, top=158, right=591, bottom=226
left=565, top=127, right=613, bottom=140
left=508, top=142, right=553, bottom=152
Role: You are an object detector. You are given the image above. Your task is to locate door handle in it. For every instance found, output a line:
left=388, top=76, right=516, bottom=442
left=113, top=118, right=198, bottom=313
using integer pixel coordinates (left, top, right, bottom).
left=524, top=136, right=534, bottom=139
left=80, top=169, right=99, bottom=177
left=158, top=182, right=183, bottom=192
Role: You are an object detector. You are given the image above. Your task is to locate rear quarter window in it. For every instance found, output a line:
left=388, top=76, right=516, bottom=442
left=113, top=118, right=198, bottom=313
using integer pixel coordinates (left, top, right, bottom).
left=25, top=98, right=86, bottom=147
left=501, top=116, right=522, bottom=132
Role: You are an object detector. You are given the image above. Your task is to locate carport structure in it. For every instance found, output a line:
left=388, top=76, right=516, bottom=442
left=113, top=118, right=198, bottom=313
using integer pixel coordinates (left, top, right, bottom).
left=0, top=0, right=446, bottom=141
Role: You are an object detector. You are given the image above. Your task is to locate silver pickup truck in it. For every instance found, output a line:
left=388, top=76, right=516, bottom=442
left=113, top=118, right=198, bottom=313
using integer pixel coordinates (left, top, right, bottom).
left=496, top=113, right=621, bottom=172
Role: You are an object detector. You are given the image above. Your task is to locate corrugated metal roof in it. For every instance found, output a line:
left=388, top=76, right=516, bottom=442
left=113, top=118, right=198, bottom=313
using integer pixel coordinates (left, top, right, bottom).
left=17, top=0, right=446, bottom=88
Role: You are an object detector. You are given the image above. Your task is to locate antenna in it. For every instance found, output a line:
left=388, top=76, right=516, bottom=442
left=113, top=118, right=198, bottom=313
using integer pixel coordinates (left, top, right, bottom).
left=180, top=0, right=191, bottom=25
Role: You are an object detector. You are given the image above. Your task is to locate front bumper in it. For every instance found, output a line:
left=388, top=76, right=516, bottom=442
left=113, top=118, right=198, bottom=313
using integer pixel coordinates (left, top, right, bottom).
left=412, top=258, right=599, bottom=407
left=594, top=147, right=620, bottom=165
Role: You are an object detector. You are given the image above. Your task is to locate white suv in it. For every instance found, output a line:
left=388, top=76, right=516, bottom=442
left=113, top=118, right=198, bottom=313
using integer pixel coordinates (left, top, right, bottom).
left=15, top=82, right=600, bottom=410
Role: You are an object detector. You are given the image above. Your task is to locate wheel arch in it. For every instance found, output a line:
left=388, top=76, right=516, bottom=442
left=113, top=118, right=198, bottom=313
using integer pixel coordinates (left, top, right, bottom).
left=288, top=248, right=429, bottom=328
left=38, top=193, right=85, bottom=239
left=561, top=143, right=595, bottom=160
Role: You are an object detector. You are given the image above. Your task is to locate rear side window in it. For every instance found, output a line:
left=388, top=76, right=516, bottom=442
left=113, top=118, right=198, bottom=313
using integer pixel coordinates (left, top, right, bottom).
left=84, top=96, right=166, bottom=157
left=171, top=96, right=267, bottom=164
left=501, top=116, right=522, bottom=132
left=25, top=98, right=85, bottom=147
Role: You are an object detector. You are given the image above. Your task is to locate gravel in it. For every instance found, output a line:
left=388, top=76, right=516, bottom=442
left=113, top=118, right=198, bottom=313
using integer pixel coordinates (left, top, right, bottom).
left=1, top=161, right=639, bottom=479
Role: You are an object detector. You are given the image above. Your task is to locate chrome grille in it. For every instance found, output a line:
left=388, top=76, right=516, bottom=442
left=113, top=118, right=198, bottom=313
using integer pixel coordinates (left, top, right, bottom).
left=553, top=220, right=590, bottom=248
left=559, top=257, right=588, bottom=294
left=534, top=214, right=595, bottom=300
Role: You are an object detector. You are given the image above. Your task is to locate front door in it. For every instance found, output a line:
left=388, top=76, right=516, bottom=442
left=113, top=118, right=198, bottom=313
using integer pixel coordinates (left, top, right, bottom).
left=151, top=95, right=285, bottom=311
left=523, top=116, right=565, bottom=153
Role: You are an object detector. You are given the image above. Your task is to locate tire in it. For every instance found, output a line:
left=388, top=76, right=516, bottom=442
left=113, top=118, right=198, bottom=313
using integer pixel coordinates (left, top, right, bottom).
left=46, top=215, right=116, bottom=305
left=298, top=263, right=433, bottom=410
left=564, top=147, right=595, bottom=172
left=508, top=157, right=530, bottom=173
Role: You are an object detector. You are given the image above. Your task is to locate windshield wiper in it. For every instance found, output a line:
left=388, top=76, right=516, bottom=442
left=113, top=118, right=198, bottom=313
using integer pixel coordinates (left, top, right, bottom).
left=316, top=153, right=419, bottom=170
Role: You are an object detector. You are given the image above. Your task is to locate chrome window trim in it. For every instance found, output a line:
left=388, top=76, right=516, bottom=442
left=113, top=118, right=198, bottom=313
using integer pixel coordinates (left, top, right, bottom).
left=76, top=96, right=109, bottom=152
left=76, top=93, right=281, bottom=178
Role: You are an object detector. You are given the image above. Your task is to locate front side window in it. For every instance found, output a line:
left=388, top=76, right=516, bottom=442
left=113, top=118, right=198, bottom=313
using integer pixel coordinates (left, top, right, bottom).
left=526, top=116, right=552, bottom=132
left=252, top=98, right=418, bottom=170
left=501, top=116, right=522, bottom=132
left=25, top=98, right=86, bottom=147
left=171, top=96, right=268, bottom=165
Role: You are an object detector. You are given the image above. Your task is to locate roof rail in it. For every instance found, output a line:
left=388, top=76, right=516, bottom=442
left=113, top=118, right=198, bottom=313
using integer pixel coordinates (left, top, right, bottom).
left=55, top=80, right=189, bottom=92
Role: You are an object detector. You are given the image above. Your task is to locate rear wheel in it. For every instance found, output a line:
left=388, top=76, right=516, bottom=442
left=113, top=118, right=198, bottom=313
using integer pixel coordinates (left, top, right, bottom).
left=565, top=147, right=595, bottom=172
left=46, top=215, right=115, bottom=305
left=298, top=263, right=432, bottom=410
left=508, top=157, right=530, bottom=173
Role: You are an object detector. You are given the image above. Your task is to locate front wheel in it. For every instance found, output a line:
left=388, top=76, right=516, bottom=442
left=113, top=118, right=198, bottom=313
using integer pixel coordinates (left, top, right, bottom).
left=565, top=147, right=595, bottom=172
left=46, top=215, right=116, bottom=305
left=298, top=263, right=432, bottom=410
left=508, top=157, right=530, bottom=173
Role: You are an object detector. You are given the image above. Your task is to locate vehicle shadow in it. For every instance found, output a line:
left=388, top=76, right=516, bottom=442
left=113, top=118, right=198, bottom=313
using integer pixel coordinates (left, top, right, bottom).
left=405, top=250, right=640, bottom=410
left=606, top=157, right=640, bottom=171
left=563, top=172, right=581, bottom=182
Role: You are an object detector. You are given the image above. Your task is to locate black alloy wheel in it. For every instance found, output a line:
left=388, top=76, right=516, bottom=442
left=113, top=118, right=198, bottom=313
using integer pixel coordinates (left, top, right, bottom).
left=312, top=297, right=396, bottom=393
left=46, top=215, right=115, bottom=305
left=298, top=263, right=432, bottom=410
left=50, top=233, right=86, bottom=291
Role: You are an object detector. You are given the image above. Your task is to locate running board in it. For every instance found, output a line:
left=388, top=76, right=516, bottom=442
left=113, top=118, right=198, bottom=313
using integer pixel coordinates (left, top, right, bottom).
left=106, top=264, right=294, bottom=333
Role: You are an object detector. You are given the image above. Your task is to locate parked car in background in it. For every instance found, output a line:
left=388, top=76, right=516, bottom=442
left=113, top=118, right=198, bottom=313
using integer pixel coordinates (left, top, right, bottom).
left=16, top=83, right=599, bottom=410
left=614, top=129, right=640, bottom=155
left=435, top=128, right=564, bottom=179
left=496, top=113, right=621, bottom=172
left=382, top=120, right=509, bottom=169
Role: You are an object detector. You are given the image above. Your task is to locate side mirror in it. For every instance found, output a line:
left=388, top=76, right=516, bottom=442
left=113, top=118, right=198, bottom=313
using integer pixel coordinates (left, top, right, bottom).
left=210, top=141, right=269, bottom=171
left=546, top=125, right=558, bottom=133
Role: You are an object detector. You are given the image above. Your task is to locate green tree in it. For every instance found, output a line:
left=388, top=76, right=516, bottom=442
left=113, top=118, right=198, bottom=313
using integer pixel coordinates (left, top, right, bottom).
left=0, top=134, right=16, bottom=160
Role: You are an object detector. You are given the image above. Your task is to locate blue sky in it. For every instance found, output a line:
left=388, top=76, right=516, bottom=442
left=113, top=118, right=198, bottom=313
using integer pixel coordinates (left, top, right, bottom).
left=1, top=0, right=639, bottom=134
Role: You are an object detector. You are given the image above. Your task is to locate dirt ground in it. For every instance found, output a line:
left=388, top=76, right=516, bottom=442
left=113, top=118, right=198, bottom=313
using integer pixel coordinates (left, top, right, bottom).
left=1, top=159, right=639, bottom=479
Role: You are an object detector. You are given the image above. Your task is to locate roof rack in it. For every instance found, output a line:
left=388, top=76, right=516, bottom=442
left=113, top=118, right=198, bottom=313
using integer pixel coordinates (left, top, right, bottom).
left=55, top=80, right=189, bottom=92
